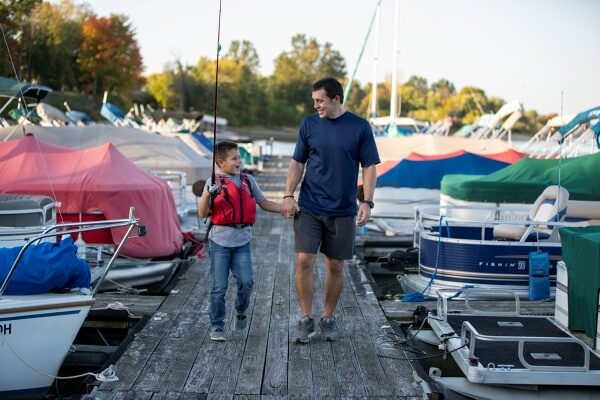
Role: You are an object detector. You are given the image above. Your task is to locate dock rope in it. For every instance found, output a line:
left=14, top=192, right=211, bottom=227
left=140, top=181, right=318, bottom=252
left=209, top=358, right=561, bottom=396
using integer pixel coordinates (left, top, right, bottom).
left=1, top=334, right=119, bottom=382
left=402, top=215, right=449, bottom=302
left=92, top=301, right=136, bottom=318
left=376, top=319, right=468, bottom=361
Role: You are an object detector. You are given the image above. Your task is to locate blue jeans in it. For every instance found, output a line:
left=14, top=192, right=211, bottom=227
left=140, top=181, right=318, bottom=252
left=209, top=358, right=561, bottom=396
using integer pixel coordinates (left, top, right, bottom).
left=208, top=240, right=253, bottom=328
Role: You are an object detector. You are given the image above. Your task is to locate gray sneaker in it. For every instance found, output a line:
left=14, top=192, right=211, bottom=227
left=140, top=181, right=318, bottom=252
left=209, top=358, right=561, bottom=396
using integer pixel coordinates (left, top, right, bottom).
left=320, top=316, right=338, bottom=341
left=235, top=314, right=248, bottom=331
left=295, top=316, right=316, bottom=343
left=210, top=327, right=226, bottom=342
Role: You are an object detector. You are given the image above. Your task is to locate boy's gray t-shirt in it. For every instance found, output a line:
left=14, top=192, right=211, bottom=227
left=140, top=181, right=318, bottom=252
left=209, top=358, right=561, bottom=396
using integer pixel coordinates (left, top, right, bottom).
left=205, top=172, right=266, bottom=247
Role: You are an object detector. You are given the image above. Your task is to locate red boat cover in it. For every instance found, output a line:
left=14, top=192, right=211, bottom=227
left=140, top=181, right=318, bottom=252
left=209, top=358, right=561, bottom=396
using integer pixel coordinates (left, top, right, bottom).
left=0, top=135, right=183, bottom=258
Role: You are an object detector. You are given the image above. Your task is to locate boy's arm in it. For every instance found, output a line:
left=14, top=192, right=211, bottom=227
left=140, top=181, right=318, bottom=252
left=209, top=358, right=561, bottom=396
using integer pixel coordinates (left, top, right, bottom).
left=281, top=159, right=304, bottom=217
left=258, top=199, right=282, bottom=213
left=197, top=186, right=211, bottom=217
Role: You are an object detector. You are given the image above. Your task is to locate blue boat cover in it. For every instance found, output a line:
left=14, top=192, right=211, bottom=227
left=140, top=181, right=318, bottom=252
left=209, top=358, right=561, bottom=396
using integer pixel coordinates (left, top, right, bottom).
left=66, top=110, right=93, bottom=124
left=100, top=102, right=126, bottom=123
left=377, top=152, right=510, bottom=189
left=192, top=131, right=214, bottom=152
left=0, top=237, right=90, bottom=295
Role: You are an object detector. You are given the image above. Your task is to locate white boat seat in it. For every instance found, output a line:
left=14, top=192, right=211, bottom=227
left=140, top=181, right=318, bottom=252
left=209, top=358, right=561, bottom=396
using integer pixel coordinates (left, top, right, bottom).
left=493, top=185, right=569, bottom=241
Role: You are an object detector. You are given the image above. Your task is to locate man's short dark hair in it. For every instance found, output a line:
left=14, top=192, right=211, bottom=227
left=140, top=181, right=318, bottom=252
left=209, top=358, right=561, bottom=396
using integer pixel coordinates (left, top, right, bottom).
left=312, top=77, right=344, bottom=104
left=215, top=140, right=238, bottom=160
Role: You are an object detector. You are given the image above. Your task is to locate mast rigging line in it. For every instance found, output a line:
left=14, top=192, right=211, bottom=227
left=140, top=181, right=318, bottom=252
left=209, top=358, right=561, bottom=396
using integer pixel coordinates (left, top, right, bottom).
left=343, top=0, right=381, bottom=106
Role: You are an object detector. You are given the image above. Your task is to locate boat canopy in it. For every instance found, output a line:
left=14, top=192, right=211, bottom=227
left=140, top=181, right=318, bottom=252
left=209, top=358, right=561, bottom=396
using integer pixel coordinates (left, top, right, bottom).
left=0, top=77, right=52, bottom=101
left=0, top=125, right=212, bottom=182
left=441, top=152, right=600, bottom=203
left=0, top=135, right=183, bottom=258
left=559, top=105, right=600, bottom=138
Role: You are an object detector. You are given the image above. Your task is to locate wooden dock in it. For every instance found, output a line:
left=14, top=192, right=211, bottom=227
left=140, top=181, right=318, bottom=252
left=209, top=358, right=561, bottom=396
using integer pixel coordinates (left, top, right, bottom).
left=88, top=162, right=424, bottom=399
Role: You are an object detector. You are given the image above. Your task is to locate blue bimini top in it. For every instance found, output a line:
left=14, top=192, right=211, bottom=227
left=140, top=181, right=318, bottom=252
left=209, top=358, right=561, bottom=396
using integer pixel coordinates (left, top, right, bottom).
left=293, top=112, right=380, bottom=217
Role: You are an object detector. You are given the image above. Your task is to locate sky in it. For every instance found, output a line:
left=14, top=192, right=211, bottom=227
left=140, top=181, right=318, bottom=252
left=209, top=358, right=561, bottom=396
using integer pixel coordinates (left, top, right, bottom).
left=78, top=0, right=599, bottom=116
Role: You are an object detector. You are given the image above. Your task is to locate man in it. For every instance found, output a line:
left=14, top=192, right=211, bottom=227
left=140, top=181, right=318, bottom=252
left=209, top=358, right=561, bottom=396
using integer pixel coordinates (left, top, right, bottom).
left=282, top=77, right=380, bottom=343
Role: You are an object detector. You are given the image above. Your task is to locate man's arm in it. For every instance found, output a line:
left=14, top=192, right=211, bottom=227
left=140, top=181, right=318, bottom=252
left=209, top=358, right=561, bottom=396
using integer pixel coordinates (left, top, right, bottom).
left=281, top=159, right=304, bottom=217
left=356, top=164, right=377, bottom=225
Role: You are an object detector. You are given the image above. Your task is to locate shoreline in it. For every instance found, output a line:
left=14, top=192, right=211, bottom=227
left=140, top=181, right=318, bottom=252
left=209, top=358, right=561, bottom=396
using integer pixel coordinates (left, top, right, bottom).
left=229, top=126, right=298, bottom=142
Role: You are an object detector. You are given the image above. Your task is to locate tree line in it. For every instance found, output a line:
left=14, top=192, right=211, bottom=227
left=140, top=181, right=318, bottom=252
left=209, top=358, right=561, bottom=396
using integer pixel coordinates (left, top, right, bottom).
left=1, top=0, right=550, bottom=134
left=0, top=0, right=142, bottom=98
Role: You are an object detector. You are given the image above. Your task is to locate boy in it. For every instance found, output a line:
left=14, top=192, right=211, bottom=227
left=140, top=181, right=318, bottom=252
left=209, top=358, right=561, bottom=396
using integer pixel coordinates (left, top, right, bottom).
left=198, top=141, right=283, bottom=341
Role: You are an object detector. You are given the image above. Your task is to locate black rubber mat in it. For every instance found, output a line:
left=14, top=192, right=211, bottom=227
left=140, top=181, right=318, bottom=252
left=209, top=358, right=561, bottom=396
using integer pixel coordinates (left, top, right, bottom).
left=446, top=315, right=600, bottom=370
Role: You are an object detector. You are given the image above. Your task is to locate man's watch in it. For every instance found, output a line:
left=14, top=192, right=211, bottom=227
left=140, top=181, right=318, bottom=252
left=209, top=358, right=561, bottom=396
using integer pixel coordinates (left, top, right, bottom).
left=363, top=200, right=375, bottom=209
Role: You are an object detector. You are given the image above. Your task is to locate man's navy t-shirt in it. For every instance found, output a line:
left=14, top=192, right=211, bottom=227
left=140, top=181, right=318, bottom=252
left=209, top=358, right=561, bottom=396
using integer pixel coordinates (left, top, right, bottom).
left=292, top=111, right=380, bottom=217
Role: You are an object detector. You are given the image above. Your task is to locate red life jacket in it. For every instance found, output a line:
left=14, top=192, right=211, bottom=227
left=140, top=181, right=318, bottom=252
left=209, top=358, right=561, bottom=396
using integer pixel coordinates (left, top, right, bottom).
left=211, top=173, right=257, bottom=227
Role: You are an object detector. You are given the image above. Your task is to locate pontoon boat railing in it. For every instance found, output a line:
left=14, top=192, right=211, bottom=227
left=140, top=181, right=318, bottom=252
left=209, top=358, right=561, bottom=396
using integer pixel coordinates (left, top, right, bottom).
left=416, top=204, right=588, bottom=228
left=460, top=320, right=591, bottom=372
left=435, top=288, right=521, bottom=323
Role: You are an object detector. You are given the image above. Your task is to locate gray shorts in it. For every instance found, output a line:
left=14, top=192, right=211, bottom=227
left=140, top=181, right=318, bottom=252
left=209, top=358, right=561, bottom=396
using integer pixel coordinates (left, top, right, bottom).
left=293, top=210, right=356, bottom=260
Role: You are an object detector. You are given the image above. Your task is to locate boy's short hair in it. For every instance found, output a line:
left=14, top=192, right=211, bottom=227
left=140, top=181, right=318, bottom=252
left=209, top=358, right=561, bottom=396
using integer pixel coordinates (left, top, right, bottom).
left=312, top=77, right=344, bottom=104
left=215, top=141, right=238, bottom=160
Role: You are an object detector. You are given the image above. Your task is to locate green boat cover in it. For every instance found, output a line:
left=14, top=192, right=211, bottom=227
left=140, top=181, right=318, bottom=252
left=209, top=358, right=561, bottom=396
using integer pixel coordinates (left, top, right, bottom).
left=559, top=226, right=600, bottom=340
left=440, top=152, right=600, bottom=203
left=8, top=107, right=41, bottom=123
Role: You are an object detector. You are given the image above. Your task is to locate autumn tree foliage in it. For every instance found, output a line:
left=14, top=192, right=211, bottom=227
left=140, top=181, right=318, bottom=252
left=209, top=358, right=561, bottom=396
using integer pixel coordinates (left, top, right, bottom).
left=0, top=0, right=550, bottom=133
left=77, top=14, right=143, bottom=97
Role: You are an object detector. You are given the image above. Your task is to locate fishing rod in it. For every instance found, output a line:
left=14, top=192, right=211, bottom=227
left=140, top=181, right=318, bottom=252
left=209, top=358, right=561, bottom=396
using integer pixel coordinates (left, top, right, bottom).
left=211, top=0, right=223, bottom=187
left=201, top=0, right=223, bottom=240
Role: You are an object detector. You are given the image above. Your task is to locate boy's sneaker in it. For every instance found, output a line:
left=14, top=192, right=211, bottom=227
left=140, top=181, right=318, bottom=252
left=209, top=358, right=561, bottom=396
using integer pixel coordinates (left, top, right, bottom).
left=320, top=316, right=338, bottom=341
left=235, top=314, right=248, bottom=331
left=295, top=315, right=316, bottom=344
left=210, top=327, right=226, bottom=342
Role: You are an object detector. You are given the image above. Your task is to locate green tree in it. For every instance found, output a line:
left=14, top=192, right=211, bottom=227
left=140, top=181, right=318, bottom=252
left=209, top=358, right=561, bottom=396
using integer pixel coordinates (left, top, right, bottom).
left=192, top=40, right=267, bottom=126
left=268, top=34, right=346, bottom=125
left=0, top=0, right=41, bottom=77
left=431, top=78, right=456, bottom=100
left=146, top=70, right=177, bottom=109
left=25, top=0, right=90, bottom=90
left=343, top=79, right=367, bottom=116
left=225, top=40, right=260, bottom=73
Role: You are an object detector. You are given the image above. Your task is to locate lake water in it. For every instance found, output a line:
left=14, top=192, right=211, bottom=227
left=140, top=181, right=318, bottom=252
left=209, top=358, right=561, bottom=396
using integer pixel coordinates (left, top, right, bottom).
left=254, top=139, right=296, bottom=157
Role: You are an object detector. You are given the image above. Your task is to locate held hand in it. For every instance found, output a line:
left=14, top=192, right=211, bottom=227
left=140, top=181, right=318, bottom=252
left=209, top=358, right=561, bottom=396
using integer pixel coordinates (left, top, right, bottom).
left=281, top=197, right=299, bottom=218
left=207, top=184, right=221, bottom=197
left=356, top=203, right=371, bottom=226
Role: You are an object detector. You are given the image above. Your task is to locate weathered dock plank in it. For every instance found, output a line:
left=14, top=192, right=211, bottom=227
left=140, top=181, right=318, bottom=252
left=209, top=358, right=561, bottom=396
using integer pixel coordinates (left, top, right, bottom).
left=236, top=218, right=281, bottom=394
left=92, top=161, right=423, bottom=399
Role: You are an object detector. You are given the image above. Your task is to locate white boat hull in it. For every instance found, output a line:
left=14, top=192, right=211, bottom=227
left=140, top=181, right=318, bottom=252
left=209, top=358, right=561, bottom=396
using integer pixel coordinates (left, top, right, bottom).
left=0, top=293, right=93, bottom=396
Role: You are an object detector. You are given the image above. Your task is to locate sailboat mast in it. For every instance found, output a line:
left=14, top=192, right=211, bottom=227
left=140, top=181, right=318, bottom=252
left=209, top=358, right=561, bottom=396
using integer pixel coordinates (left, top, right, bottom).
left=370, top=0, right=381, bottom=118
left=390, top=0, right=400, bottom=133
